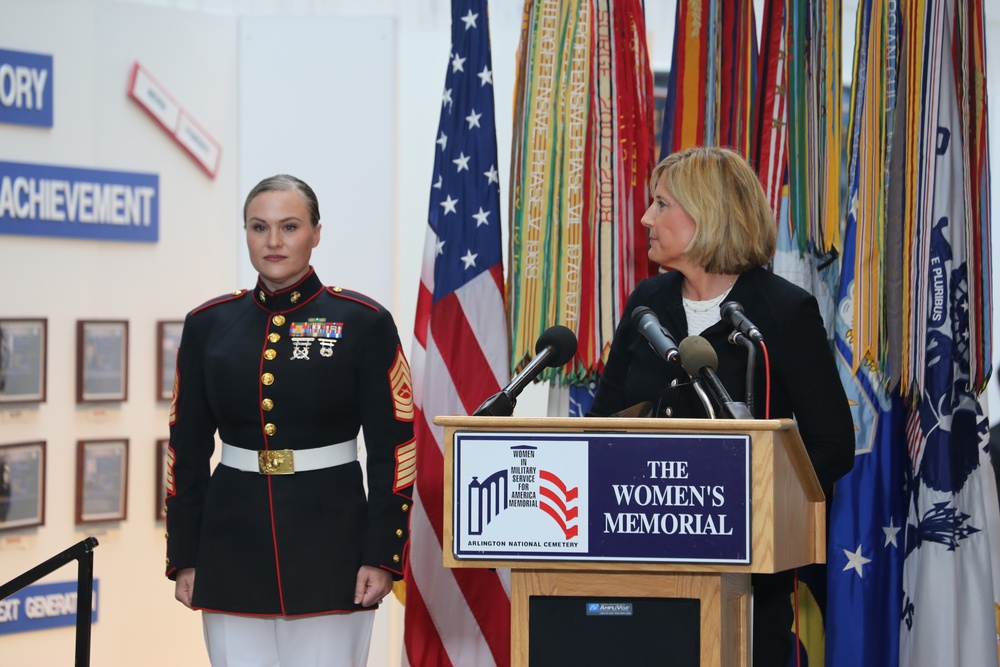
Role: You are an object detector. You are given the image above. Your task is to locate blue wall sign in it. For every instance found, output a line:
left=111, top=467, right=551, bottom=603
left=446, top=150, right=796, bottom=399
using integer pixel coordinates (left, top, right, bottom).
left=0, top=579, right=99, bottom=635
left=0, top=48, right=53, bottom=128
left=0, top=161, right=159, bottom=242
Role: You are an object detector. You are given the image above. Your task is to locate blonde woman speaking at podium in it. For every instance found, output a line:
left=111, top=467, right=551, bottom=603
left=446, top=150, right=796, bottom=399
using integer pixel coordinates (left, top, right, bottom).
left=588, top=146, right=854, bottom=666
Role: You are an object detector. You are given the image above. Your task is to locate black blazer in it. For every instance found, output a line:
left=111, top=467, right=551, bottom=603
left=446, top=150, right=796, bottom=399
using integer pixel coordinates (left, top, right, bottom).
left=588, top=266, right=854, bottom=492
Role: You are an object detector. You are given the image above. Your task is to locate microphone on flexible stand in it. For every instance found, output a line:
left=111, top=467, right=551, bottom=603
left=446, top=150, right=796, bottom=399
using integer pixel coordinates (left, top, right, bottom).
left=630, top=307, right=703, bottom=417
left=677, top=336, right=753, bottom=419
left=473, top=325, right=578, bottom=416
left=721, top=301, right=762, bottom=414
left=689, top=377, right=717, bottom=419
left=630, top=306, right=681, bottom=364
left=720, top=301, right=764, bottom=343
left=727, top=330, right=757, bottom=415
left=631, top=307, right=717, bottom=417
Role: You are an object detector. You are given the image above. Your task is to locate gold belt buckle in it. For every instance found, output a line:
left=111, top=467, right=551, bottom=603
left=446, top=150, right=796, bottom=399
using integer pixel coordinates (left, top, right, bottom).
left=258, top=449, right=295, bottom=475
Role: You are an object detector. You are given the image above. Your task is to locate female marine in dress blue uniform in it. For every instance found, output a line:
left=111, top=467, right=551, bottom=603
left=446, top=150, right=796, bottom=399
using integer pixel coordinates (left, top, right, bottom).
left=165, top=175, right=415, bottom=666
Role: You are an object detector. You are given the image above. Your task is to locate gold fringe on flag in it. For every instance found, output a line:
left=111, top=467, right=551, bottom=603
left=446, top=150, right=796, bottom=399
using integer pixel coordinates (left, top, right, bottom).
left=508, top=0, right=654, bottom=386
left=837, top=0, right=893, bottom=378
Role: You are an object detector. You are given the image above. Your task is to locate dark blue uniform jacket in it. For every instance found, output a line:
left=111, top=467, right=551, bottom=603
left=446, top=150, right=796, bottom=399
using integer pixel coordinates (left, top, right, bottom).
left=165, top=268, right=415, bottom=617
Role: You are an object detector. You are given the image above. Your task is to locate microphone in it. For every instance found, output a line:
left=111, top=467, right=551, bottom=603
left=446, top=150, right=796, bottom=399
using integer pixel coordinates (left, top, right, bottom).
left=630, top=306, right=680, bottom=364
left=720, top=301, right=763, bottom=343
left=473, top=325, right=578, bottom=416
left=677, top=336, right=753, bottom=419
left=727, top=330, right=757, bottom=415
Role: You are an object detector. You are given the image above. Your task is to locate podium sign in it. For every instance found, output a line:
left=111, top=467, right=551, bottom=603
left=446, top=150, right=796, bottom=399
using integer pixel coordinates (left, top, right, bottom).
left=441, top=416, right=825, bottom=667
left=452, top=431, right=750, bottom=564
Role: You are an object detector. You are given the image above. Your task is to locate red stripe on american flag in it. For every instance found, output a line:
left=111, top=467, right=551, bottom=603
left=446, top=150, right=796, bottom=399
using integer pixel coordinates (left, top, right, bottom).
left=412, top=410, right=444, bottom=542
left=452, top=563, right=513, bottom=662
left=414, top=282, right=432, bottom=350
left=408, top=404, right=511, bottom=665
left=402, top=554, right=454, bottom=667
left=429, top=294, right=501, bottom=415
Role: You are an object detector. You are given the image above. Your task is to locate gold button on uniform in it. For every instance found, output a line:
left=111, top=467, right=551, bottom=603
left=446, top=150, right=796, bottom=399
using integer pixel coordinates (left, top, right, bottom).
left=264, top=423, right=277, bottom=436
left=264, top=349, right=277, bottom=360
left=262, top=398, right=274, bottom=411
left=272, top=314, right=286, bottom=326
left=268, top=333, right=280, bottom=343
left=291, top=291, right=301, bottom=303
left=262, top=373, right=274, bottom=386
left=395, top=529, right=403, bottom=537
left=401, top=503, right=409, bottom=512
left=392, top=555, right=400, bottom=563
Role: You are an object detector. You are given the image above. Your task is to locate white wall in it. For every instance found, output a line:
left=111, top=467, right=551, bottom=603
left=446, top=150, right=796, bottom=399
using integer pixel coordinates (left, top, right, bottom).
left=0, top=2, right=239, bottom=665
left=236, top=16, right=397, bottom=303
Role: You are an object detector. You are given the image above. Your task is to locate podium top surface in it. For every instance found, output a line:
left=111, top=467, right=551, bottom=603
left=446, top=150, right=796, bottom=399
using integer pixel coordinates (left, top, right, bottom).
left=434, top=415, right=795, bottom=433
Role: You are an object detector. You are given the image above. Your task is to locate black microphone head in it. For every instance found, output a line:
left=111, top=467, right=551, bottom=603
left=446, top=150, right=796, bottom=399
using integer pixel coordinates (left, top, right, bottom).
left=678, top=336, right=719, bottom=376
left=720, top=300, right=744, bottom=321
left=630, top=305, right=655, bottom=328
left=721, top=299, right=764, bottom=343
left=535, top=325, right=578, bottom=367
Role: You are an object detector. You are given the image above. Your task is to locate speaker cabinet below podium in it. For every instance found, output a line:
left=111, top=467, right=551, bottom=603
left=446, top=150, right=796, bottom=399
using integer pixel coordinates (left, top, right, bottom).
left=529, top=594, right=700, bottom=666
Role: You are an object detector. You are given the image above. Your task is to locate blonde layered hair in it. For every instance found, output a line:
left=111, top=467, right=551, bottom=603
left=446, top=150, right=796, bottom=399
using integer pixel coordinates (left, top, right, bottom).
left=650, top=146, right=776, bottom=274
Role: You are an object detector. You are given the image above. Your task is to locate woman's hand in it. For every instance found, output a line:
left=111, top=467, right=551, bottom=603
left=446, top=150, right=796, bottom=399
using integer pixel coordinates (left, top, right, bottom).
left=354, top=565, right=392, bottom=607
left=174, top=568, right=196, bottom=608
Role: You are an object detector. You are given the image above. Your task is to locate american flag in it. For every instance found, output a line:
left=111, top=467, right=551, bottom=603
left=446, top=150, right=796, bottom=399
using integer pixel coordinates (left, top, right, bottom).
left=402, top=0, right=512, bottom=665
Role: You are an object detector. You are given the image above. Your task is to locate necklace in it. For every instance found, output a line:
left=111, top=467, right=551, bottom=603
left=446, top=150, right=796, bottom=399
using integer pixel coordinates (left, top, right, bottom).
left=683, top=290, right=730, bottom=313
left=682, top=277, right=737, bottom=313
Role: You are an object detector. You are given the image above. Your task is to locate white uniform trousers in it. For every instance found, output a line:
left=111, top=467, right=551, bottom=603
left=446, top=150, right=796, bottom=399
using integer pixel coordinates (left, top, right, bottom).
left=202, top=610, right=375, bottom=667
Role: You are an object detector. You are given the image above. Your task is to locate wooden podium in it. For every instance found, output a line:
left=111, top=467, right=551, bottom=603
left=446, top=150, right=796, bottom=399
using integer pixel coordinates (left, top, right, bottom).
left=438, top=416, right=825, bottom=667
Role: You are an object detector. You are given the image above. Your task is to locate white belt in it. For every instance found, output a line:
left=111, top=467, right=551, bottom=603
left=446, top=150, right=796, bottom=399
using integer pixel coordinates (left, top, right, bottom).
left=221, top=440, right=357, bottom=475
